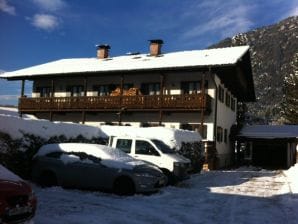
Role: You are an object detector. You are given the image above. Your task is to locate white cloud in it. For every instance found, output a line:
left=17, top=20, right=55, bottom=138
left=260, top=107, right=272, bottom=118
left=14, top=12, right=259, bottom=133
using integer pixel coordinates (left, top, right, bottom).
left=183, top=2, right=254, bottom=40
left=287, top=6, right=298, bottom=17
left=31, top=14, right=60, bottom=31
left=32, top=0, right=65, bottom=12
left=0, top=0, right=16, bottom=15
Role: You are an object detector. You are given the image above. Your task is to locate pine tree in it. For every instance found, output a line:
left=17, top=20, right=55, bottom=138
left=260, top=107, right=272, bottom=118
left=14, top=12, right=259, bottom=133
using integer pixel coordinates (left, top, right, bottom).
left=281, top=53, right=298, bottom=124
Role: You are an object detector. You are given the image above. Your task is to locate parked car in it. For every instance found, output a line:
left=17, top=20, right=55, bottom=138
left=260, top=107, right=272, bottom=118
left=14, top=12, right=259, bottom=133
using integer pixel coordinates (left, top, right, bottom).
left=108, top=136, right=191, bottom=183
left=32, top=143, right=167, bottom=195
left=0, top=164, right=37, bottom=224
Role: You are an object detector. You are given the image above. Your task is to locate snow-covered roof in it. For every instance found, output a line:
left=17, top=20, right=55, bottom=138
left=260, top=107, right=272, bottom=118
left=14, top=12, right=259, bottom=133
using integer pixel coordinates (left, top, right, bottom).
left=238, top=125, right=298, bottom=139
left=0, top=46, right=249, bottom=79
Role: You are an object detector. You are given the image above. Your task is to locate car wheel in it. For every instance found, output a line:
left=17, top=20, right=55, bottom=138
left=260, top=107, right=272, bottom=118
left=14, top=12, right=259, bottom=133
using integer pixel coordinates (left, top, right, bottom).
left=161, top=169, right=176, bottom=185
left=38, top=171, right=57, bottom=187
left=113, top=176, right=135, bottom=196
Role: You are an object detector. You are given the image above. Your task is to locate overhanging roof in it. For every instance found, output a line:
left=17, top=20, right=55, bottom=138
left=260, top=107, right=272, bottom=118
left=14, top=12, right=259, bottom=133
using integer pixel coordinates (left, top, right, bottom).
left=0, top=45, right=255, bottom=101
left=238, top=125, right=298, bottom=140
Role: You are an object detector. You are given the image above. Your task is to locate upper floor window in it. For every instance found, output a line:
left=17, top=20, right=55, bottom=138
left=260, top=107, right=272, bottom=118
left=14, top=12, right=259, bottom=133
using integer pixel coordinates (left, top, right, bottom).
left=93, top=84, right=116, bottom=96
left=218, top=85, right=224, bottom=102
left=225, top=92, right=231, bottom=107
left=39, top=86, right=51, bottom=97
left=67, top=85, right=84, bottom=97
left=141, top=83, right=160, bottom=95
left=181, top=81, right=208, bottom=95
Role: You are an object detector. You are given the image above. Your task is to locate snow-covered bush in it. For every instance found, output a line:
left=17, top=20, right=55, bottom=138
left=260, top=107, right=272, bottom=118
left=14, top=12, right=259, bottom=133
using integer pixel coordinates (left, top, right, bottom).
left=0, top=131, right=107, bottom=179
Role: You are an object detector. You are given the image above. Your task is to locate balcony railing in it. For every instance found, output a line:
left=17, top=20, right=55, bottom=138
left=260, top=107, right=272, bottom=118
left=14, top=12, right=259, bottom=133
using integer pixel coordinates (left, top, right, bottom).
left=19, top=94, right=212, bottom=113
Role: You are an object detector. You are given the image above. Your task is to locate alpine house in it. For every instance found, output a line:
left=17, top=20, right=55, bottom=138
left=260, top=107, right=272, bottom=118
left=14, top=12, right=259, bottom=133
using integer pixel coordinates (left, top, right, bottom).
left=0, top=40, right=256, bottom=168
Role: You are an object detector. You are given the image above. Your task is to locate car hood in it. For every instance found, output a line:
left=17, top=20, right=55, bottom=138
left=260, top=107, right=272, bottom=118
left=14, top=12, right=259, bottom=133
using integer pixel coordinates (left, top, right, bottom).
left=164, top=153, right=190, bottom=163
left=101, top=158, right=147, bottom=170
left=0, top=179, right=31, bottom=195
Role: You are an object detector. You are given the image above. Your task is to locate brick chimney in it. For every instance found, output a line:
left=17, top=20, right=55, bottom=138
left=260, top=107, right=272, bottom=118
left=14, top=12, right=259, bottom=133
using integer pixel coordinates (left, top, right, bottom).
left=149, top=39, right=163, bottom=56
left=96, top=44, right=110, bottom=59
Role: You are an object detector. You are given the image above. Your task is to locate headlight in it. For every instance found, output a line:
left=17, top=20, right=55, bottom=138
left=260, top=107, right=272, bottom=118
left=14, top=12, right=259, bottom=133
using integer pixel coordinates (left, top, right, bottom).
left=135, top=172, right=157, bottom=178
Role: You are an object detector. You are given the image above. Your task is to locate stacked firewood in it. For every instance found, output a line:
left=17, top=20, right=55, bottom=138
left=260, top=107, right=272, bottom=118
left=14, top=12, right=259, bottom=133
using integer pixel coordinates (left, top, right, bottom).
left=110, top=87, right=121, bottom=96
left=110, top=87, right=142, bottom=96
left=124, top=88, right=142, bottom=96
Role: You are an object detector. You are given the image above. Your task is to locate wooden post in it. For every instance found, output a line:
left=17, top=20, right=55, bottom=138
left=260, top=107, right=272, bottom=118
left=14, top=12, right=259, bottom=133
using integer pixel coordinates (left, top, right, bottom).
left=21, top=80, right=25, bottom=97
left=51, top=79, right=54, bottom=97
left=82, top=111, right=86, bottom=124
left=83, top=77, right=88, bottom=96
left=159, top=74, right=165, bottom=125
left=200, top=72, right=206, bottom=135
left=118, top=75, right=124, bottom=125
left=19, top=80, right=25, bottom=117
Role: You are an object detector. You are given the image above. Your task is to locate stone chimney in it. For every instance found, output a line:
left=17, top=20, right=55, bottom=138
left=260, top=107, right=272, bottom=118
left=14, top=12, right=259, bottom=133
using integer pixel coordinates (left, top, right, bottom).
left=96, top=44, right=111, bottom=59
left=149, top=39, right=163, bottom=56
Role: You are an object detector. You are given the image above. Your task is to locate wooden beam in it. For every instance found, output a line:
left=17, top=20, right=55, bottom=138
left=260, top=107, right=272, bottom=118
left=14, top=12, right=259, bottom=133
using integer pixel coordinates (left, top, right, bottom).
left=200, top=72, right=206, bottom=135
left=21, top=80, right=25, bottom=97
left=83, top=77, right=88, bottom=96
left=82, top=111, right=86, bottom=124
left=51, top=79, right=54, bottom=97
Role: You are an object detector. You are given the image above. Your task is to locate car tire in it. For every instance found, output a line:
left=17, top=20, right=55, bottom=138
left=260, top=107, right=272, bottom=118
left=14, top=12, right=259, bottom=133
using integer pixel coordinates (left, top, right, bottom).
left=38, top=171, right=57, bottom=187
left=113, top=176, right=135, bottom=196
left=161, top=169, right=176, bottom=185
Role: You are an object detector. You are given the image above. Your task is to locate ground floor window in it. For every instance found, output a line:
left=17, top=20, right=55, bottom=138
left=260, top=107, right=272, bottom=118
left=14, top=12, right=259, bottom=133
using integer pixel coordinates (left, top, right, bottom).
left=180, top=123, right=207, bottom=139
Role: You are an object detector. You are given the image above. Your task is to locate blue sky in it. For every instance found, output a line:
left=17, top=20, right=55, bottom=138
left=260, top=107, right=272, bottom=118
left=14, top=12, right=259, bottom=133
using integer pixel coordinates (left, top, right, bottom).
left=0, top=0, right=297, bottom=105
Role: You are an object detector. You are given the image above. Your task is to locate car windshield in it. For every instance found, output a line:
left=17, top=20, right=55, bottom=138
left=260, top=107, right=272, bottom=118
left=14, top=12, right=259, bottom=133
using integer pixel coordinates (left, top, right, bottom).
left=151, top=140, right=175, bottom=154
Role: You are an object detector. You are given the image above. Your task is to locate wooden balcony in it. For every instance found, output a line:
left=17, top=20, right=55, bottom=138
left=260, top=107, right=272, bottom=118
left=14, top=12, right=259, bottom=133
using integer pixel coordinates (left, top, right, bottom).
left=18, top=94, right=212, bottom=113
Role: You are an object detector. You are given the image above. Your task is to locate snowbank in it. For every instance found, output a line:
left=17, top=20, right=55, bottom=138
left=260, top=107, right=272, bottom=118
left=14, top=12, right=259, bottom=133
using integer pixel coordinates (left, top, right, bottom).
left=0, top=107, right=201, bottom=151
left=0, top=164, right=22, bottom=181
left=100, top=125, right=201, bottom=149
left=0, top=113, right=107, bottom=140
left=283, top=163, right=298, bottom=193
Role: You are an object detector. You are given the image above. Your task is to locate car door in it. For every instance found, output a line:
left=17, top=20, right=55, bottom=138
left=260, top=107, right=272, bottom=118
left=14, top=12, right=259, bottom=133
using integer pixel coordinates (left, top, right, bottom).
left=134, top=140, right=164, bottom=168
left=61, top=154, right=113, bottom=190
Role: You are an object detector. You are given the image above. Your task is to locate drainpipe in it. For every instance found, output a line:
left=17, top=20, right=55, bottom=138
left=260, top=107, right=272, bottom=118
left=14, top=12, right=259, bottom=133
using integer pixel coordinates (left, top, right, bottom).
left=210, top=68, right=218, bottom=146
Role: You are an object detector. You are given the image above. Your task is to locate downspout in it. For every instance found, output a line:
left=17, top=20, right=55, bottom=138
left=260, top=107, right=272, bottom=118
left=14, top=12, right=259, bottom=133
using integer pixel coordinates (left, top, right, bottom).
left=210, top=68, right=218, bottom=146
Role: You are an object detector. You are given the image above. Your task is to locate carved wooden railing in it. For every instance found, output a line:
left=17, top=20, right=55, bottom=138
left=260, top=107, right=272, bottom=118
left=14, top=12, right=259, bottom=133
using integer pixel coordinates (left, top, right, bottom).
left=19, top=94, right=212, bottom=112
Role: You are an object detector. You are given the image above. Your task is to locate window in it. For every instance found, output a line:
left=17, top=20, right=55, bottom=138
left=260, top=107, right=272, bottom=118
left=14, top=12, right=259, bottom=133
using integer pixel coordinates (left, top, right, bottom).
left=216, top=126, right=223, bottom=142
left=224, top=129, right=228, bottom=143
left=141, top=83, right=160, bottom=95
left=225, top=92, right=231, bottom=107
left=67, top=85, right=84, bottom=97
left=93, top=84, right=116, bottom=96
left=231, top=97, right=236, bottom=111
left=123, top=83, right=133, bottom=91
left=181, top=81, right=208, bottom=94
left=39, top=87, right=51, bottom=97
left=135, top=140, right=159, bottom=156
left=218, top=85, right=224, bottom=102
left=116, top=139, right=132, bottom=153
left=180, top=123, right=207, bottom=139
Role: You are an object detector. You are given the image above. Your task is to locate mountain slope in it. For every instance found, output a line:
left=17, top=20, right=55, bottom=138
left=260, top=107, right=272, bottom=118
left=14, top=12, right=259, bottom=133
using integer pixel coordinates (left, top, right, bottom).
left=209, top=16, right=298, bottom=123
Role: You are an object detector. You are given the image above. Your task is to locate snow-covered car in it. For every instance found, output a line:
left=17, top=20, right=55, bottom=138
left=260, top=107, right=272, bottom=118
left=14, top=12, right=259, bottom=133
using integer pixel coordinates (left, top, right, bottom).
left=0, top=164, right=37, bottom=224
left=31, top=143, right=167, bottom=195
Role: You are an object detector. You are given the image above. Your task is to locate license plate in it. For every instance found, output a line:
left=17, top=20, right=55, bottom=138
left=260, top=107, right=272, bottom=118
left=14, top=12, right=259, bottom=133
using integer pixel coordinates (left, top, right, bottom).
left=8, top=206, right=32, bottom=216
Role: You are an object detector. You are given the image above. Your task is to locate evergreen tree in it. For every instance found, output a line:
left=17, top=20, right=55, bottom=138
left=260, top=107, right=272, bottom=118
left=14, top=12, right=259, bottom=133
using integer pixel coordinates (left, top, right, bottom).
left=281, top=53, right=298, bottom=124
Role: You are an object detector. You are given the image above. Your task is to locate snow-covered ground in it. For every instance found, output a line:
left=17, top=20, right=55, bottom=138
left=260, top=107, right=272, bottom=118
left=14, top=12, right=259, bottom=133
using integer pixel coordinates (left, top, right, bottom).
left=32, top=165, right=298, bottom=224
left=1, top=107, right=298, bottom=223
